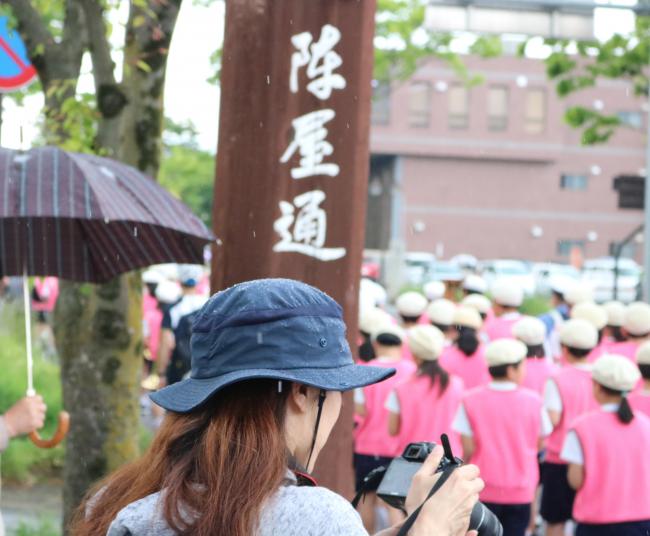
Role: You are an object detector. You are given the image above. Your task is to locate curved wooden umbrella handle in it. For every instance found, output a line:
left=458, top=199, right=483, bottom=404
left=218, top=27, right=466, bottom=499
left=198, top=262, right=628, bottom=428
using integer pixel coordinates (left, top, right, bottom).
left=29, top=411, right=70, bottom=449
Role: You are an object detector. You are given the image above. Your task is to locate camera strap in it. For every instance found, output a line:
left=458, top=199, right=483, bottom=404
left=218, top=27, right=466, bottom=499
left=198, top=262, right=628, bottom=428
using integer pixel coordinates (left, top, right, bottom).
left=395, top=467, right=456, bottom=536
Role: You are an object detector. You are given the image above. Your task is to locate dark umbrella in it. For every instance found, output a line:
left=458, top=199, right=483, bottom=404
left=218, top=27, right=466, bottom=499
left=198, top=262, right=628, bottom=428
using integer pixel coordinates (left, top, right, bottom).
left=0, top=146, right=215, bottom=447
left=0, top=146, right=213, bottom=282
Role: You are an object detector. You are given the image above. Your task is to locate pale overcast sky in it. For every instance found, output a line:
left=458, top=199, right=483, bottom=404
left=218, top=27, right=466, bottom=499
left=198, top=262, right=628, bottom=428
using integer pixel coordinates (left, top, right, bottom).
left=0, top=0, right=636, bottom=154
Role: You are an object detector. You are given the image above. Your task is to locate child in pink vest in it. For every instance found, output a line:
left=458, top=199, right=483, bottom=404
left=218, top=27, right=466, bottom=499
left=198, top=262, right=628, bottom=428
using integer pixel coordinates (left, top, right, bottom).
left=630, top=341, right=650, bottom=418
left=483, top=280, right=523, bottom=342
left=541, top=318, right=599, bottom=536
left=426, top=298, right=457, bottom=347
left=607, top=301, right=650, bottom=362
left=386, top=324, right=464, bottom=455
left=353, top=322, right=415, bottom=532
left=571, top=302, right=608, bottom=363
left=561, top=354, right=650, bottom=535
left=439, top=306, right=490, bottom=389
left=453, top=339, right=552, bottom=536
left=513, top=316, right=556, bottom=395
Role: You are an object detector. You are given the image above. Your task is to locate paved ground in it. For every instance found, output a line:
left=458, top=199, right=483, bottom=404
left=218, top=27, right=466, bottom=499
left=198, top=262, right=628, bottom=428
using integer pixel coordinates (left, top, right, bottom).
left=2, top=483, right=62, bottom=535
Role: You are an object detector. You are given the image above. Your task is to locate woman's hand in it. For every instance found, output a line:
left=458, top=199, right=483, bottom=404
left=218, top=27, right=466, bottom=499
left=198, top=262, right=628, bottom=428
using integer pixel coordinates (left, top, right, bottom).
left=403, top=445, right=484, bottom=536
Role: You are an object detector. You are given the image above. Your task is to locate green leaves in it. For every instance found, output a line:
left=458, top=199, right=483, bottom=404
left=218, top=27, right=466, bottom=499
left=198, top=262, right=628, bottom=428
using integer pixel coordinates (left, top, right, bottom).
left=542, top=15, right=650, bottom=145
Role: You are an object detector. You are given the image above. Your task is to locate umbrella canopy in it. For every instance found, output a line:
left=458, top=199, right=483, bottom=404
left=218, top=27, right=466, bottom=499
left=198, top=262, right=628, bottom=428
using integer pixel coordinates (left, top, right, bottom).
left=0, top=146, right=214, bottom=283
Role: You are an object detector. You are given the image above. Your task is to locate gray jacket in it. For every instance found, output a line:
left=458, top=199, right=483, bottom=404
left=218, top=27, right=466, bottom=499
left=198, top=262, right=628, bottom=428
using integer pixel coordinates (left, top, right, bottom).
left=106, top=472, right=369, bottom=536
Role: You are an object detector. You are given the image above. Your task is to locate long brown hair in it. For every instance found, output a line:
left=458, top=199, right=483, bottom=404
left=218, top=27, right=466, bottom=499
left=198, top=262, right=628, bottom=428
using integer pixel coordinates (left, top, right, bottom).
left=70, top=379, right=291, bottom=535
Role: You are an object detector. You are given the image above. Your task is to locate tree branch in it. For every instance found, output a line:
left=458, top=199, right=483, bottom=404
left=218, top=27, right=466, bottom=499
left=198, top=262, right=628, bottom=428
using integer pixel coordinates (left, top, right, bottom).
left=79, top=0, right=116, bottom=86
left=59, top=0, right=86, bottom=77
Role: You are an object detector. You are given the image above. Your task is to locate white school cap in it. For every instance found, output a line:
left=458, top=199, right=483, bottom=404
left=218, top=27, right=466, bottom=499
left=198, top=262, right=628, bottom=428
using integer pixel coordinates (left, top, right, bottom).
left=592, top=354, right=640, bottom=392
left=463, top=274, right=488, bottom=294
left=571, top=302, right=608, bottom=331
left=423, top=280, right=446, bottom=301
left=396, top=291, right=428, bottom=318
left=491, top=280, right=524, bottom=308
left=559, top=318, right=598, bottom=350
left=564, top=281, right=594, bottom=306
left=512, top=316, right=546, bottom=346
left=426, top=299, right=456, bottom=326
left=485, top=339, right=527, bottom=367
left=359, top=306, right=392, bottom=336
left=461, top=294, right=492, bottom=315
left=636, top=341, right=650, bottom=365
left=453, top=306, right=483, bottom=330
left=624, top=302, right=650, bottom=337
left=408, top=325, right=445, bottom=361
left=603, top=301, right=626, bottom=328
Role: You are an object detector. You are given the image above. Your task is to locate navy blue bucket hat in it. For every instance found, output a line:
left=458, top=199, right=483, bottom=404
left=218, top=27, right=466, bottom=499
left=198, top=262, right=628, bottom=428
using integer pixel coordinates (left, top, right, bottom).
left=150, top=278, right=395, bottom=413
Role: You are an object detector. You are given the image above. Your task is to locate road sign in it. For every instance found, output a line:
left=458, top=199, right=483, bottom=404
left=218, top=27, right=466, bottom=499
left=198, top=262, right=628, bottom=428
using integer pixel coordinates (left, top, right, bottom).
left=0, top=17, right=37, bottom=92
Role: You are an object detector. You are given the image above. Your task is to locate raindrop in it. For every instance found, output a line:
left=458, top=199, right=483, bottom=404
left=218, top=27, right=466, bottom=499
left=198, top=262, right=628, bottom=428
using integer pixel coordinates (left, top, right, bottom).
left=133, top=227, right=138, bottom=237
left=257, top=332, right=263, bottom=344
left=266, top=75, right=271, bottom=85
left=259, top=121, right=264, bottom=128
left=104, top=217, right=110, bottom=224
left=346, top=122, right=350, bottom=129
left=100, top=166, right=116, bottom=179
left=216, top=238, right=223, bottom=246
left=252, top=231, right=256, bottom=238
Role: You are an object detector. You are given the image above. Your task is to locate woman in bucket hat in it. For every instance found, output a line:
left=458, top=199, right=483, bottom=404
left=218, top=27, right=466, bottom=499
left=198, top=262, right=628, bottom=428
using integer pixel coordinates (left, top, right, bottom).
left=71, top=279, right=483, bottom=536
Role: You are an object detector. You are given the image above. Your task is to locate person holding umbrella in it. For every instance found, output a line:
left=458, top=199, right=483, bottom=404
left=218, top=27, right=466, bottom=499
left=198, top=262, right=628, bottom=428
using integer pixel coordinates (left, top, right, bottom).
left=1, top=395, right=47, bottom=536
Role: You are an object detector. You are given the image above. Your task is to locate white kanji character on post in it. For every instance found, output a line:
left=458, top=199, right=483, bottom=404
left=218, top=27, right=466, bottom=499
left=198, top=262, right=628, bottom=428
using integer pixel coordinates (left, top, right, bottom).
left=289, top=24, right=346, bottom=100
left=273, top=190, right=346, bottom=262
left=280, top=109, right=340, bottom=179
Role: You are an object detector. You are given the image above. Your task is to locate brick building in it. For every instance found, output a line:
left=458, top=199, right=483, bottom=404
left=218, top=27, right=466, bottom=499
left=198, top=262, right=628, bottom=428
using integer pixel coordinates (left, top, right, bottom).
left=366, top=55, right=645, bottom=263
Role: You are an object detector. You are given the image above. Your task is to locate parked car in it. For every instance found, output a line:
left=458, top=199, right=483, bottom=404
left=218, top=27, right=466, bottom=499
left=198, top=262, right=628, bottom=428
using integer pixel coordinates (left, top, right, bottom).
left=479, top=259, right=536, bottom=296
left=405, top=252, right=437, bottom=286
left=428, top=260, right=464, bottom=283
left=581, top=257, right=641, bottom=303
left=532, top=263, right=580, bottom=296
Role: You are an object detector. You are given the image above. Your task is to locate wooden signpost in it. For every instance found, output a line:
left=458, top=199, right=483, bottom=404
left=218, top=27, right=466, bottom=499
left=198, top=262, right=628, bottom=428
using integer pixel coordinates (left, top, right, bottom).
left=211, top=1, right=376, bottom=495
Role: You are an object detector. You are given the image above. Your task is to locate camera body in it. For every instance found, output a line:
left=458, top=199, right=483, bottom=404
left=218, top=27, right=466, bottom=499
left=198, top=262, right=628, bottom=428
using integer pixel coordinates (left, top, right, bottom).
left=377, top=439, right=503, bottom=536
left=377, top=442, right=461, bottom=509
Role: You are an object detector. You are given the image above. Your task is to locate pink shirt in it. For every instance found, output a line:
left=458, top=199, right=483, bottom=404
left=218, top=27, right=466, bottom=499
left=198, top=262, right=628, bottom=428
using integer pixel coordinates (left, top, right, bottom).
left=572, top=410, right=650, bottom=523
left=143, top=293, right=162, bottom=361
left=394, top=374, right=464, bottom=455
left=463, top=386, right=543, bottom=504
left=546, top=366, right=598, bottom=464
left=522, top=359, right=556, bottom=396
left=355, top=358, right=417, bottom=457
left=484, top=313, right=521, bottom=342
left=439, top=345, right=490, bottom=390
left=630, top=391, right=650, bottom=419
left=606, top=341, right=640, bottom=362
left=32, top=277, right=59, bottom=313
left=587, top=340, right=609, bottom=363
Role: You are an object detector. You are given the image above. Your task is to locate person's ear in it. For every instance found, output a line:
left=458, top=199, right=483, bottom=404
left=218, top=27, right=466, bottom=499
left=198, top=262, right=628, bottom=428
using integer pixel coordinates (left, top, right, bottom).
left=288, top=382, right=311, bottom=414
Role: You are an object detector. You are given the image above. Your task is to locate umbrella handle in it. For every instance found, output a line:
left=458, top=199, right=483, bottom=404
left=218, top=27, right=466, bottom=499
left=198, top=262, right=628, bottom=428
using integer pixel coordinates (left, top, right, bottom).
left=29, top=411, right=70, bottom=449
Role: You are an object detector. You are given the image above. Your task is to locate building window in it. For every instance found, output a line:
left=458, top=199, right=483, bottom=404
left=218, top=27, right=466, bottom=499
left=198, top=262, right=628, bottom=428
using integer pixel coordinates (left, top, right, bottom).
left=371, top=83, right=391, bottom=125
left=617, top=111, right=643, bottom=130
left=408, top=81, right=431, bottom=127
left=487, top=86, right=508, bottom=131
left=448, top=84, right=469, bottom=129
left=557, top=239, right=585, bottom=257
left=525, top=88, right=546, bottom=134
left=560, top=174, right=589, bottom=191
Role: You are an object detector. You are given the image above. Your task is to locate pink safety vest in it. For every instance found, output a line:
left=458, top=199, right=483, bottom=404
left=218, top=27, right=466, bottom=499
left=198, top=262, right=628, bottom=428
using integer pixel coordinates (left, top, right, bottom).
left=572, top=410, right=650, bottom=524
left=484, top=313, right=521, bottom=342
left=630, top=391, right=650, bottom=419
left=32, top=277, right=59, bottom=313
left=546, top=366, right=598, bottom=464
left=606, top=341, right=640, bottom=362
left=439, top=345, right=490, bottom=390
left=355, top=358, right=416, bottom=457
left=522, top=359, right=556, bottom=396
left=143, top=293, right=162, bottom=360
left=463, top=386, right=542, bottom=504
left=394, top=374, right=464, bottom=455
left=587, top=341, right=609, bottom=363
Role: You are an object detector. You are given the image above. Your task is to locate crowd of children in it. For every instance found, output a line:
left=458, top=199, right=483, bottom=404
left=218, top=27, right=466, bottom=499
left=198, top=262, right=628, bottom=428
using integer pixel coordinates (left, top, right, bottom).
left=355, top=276, right=650, bottom=536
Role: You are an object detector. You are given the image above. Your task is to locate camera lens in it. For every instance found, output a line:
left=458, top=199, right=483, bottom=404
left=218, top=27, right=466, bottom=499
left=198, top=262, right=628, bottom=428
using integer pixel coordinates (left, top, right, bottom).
left=469, top=502, right=503, bottom=536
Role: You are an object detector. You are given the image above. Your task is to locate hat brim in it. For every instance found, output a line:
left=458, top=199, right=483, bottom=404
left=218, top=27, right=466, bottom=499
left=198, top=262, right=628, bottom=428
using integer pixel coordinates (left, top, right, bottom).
left=150, top=363, right=395, bottom=413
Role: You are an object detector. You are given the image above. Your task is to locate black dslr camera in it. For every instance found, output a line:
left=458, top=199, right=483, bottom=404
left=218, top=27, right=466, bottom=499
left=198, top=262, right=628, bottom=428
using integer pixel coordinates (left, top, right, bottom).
left=377, top=435, right=503, bottom=536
